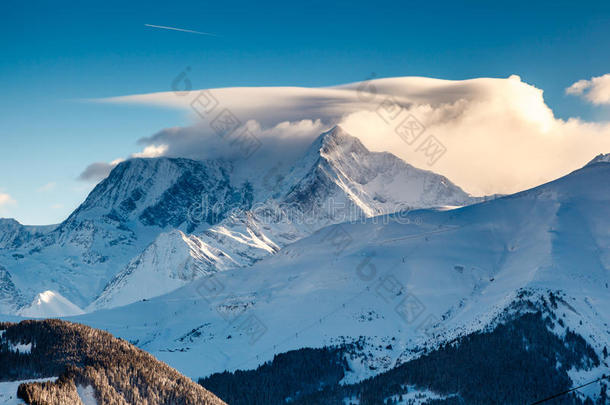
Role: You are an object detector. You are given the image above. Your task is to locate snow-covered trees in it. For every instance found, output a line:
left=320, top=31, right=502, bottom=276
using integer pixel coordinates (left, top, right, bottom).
left=0, top=319, right=225, bottom=405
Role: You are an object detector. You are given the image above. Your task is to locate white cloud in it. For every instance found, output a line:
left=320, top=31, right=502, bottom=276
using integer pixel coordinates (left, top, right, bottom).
left=0, top=193, right=16, bottom=210
left=94, top=76, right=610, bottom=195
left=138, top=119, right=326, bottom=184
left=76, top=145, right=168, bottom=182
left=132, top=144, right=168, bottom=158
left=566, top=73, right=610, bottom=105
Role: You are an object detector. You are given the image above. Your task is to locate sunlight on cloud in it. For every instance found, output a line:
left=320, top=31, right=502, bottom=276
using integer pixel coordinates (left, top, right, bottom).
left=79, top=150, right=166, bottom=183
left=566, top=73, right=610, bottom=105
left=0, top=192, right=16, bottom=215
left=132, top=144, right=168, bottom=158
left=97, top=76, right=610, bottom=195
left=0, top=193, right=16, bottom=206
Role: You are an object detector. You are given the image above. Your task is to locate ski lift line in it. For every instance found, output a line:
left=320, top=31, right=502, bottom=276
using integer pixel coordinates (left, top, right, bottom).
left=529, top=374, right=609, bottom=404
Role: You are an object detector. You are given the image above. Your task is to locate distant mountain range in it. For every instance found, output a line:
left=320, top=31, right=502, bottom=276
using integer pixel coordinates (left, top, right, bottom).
left=2, top=128, right=609, bottom=403
left=0, top=126, right=475, bottom=314
left=69, top=151, right=610, bottom=404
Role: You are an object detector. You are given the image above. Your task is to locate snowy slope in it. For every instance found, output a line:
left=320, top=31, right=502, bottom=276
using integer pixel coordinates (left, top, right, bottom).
left=1, top=127, right=474, bottom=315
left=0, top=157, right=251, bottom=311
left=72, top=158, right=610, bottom=383
left=281, top=126, right=473, bottom=216
left=0, top=265, right=25, bottom=315
left=89, top=230, right=240, bottom=310
left=90, top=126, right=476, bottom=309
left=18, top=290, right=84, bottom=318
left=0, top=219, right=56, bottom=250
left=76, top=385, right=98, bottom=405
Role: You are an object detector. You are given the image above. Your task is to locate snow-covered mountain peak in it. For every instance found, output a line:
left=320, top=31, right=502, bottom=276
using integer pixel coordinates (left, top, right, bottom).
left=0, top=126, right=480, bottom=313
left=72, top=155, right=610, bottom=386
left=585, top=153, right=610, bottom=166
left=316, top=125, right=368, bottom=156
left=0, top=219, right=25, bottom=249
left=18, top=290, right=84, bottom=318
left=0, top=218, right=56, bottom=249
left=282, top=125, right=474, bottom=219
left=67, top=157, right=241, bottom=229
left=0, top=157, right=252, bottom=310
left=0, top=218, right=20, bottom=228
left=81, top=127, right=479, bottom=310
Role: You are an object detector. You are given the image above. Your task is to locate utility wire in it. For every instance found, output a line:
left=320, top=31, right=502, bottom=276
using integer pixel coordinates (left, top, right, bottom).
left=530, top=374, right=609, bottom=404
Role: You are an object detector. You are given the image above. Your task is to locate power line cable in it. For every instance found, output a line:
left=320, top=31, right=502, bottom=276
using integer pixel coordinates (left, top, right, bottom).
left=530, top=374, right=609, bottom=404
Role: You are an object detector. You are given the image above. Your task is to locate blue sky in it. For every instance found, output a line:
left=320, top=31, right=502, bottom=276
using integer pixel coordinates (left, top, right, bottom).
left=1, top=0, right=609, bottom=224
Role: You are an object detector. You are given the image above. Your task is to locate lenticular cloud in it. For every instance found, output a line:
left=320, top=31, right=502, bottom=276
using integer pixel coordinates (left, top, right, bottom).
left=98, top=75, right=610, bottom=195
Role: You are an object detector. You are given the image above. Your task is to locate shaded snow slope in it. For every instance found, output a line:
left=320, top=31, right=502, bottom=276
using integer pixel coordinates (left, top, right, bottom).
left=0, top=265, right=25, bottom=315
left=73, top=159, right=610, bottom=382
left=0, top=219, right=57, bottom=250
left=89, top=230, right=239, bottom=310
left=0, top=157, right=251, bottom=311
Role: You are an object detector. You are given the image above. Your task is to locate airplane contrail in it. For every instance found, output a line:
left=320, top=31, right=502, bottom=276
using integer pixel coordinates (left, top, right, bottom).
left=144, top=24, right=217, bottom=36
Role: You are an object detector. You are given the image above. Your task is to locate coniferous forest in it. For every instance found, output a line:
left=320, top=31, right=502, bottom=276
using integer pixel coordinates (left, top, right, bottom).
left=200, top=312, right=604, bottom=405
left=1, top=311, right=605, bottom=404
left=0, top=319, right=226, bottom=405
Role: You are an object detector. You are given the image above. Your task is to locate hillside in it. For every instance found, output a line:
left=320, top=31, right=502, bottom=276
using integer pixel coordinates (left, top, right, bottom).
left=69, top=156, right=610, bottom=403
left=0, top=319, right=225, bottom=405
left=0, top=126, right=476, bottom=314
left=200, top=311, right=603, bottom=404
